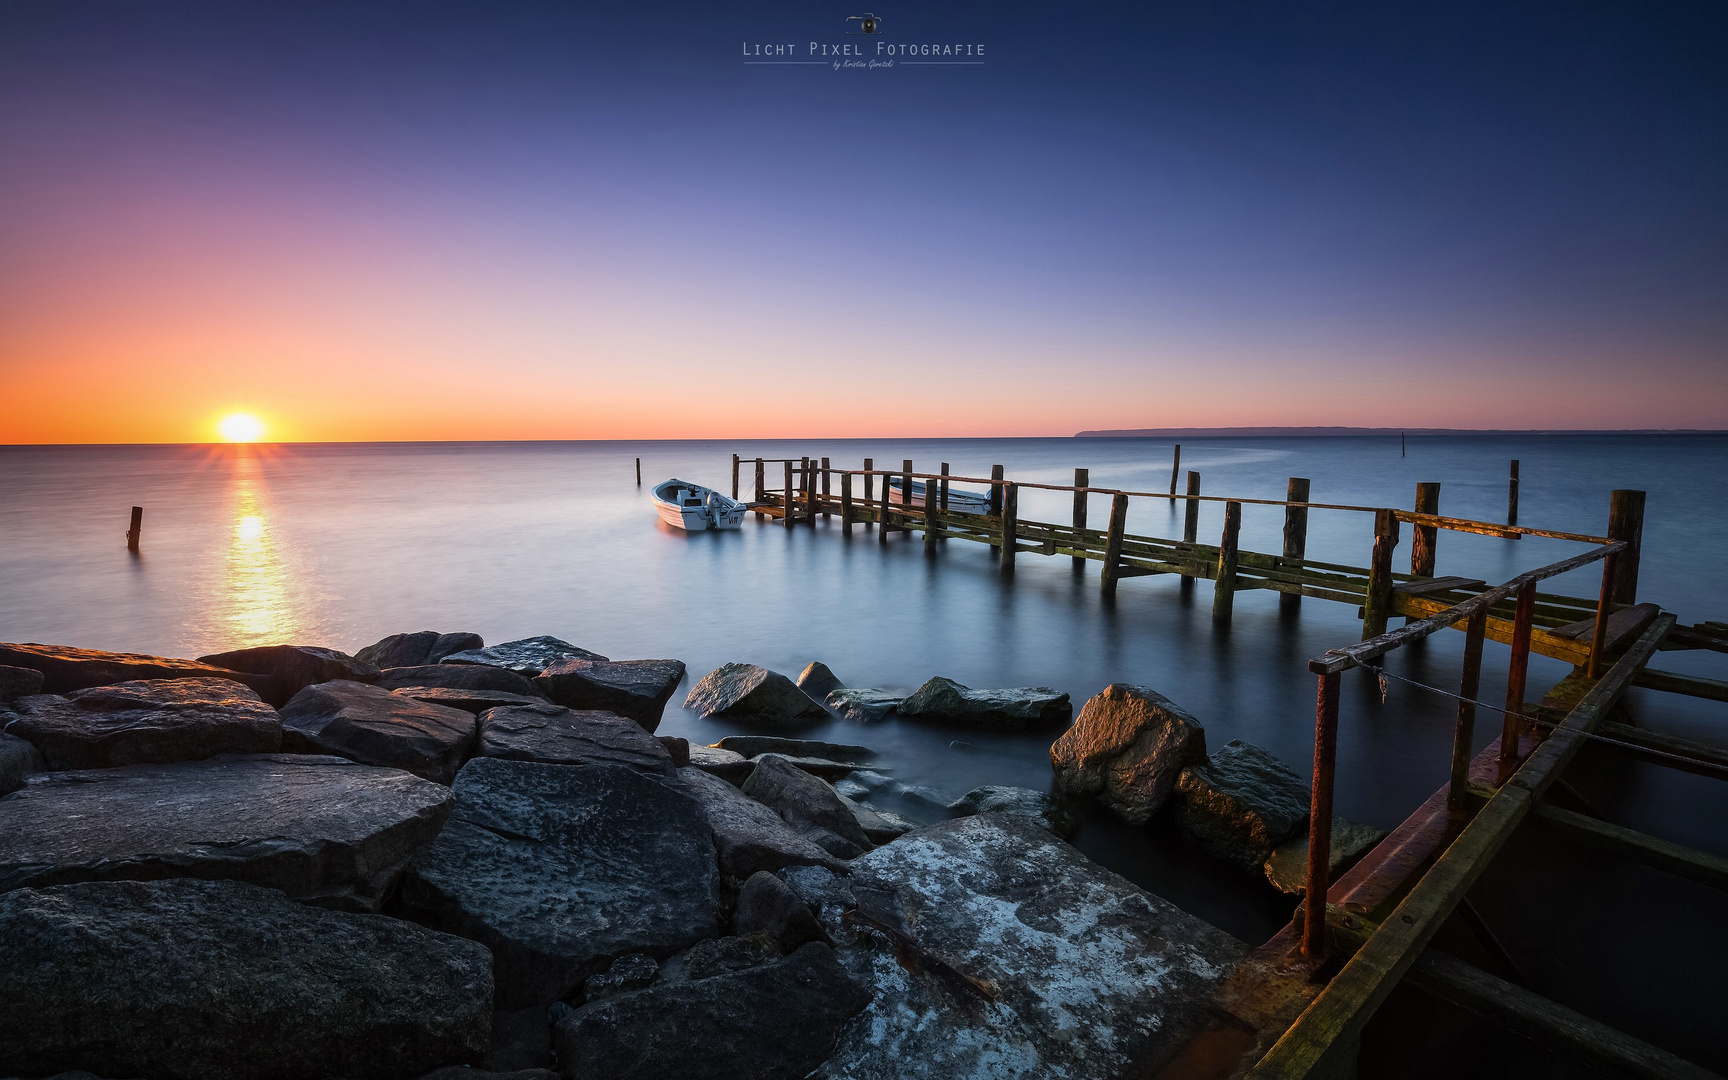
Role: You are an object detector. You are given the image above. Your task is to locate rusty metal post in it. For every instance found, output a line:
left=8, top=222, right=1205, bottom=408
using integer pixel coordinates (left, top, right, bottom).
left=1448, top=608, right=1489, bottom=833
left=1304, top=670, right=1343, bottom=959
left=1498, top=581, right=1536, bottom=782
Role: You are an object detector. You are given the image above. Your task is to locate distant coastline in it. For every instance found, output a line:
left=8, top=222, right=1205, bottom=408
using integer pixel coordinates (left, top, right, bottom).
left=1074, top=426, right=1728, bottom=438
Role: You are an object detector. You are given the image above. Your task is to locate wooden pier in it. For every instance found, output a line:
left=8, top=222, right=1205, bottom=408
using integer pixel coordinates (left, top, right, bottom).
left=724, top=451, right=1728, bottom=1079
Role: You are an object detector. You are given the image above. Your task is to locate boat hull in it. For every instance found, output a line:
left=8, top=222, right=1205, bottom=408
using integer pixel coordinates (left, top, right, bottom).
left=655, top=501, right=711, bottom=531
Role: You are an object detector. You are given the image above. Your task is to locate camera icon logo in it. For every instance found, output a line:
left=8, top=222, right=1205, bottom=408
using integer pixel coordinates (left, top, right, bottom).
left=846, top=13, right=882, bottom=35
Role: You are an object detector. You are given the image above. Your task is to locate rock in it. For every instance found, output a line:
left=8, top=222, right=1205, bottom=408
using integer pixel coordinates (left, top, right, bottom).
left=824, top=687, right=901, bottom=723
left=1263, top=816, right=1388, bottom=894
left=656, top=735, right=690, bottom=767
left=0, top=732, right=44, bottom=796
left=736, top=871, right=827, bottom=950
left=0, top=664, right=45, bottom=702
left=1, top=678, right=281, bottom=770
left=658, top=933, right=782, bottom=982
left=948, top=785, right=1078, bottom=839
left=779, top=864, right=855, bottom=936
left=752, top=753, right=859, bottom=781
left=442, top=636, right=607, bottom=678
left=401, top=758, right=721, bottom=1006
left=584, top=953, right=659, bottom=1001
left=676, top=766, right=843, bottom=878
left=0, top=642, right=271, bottom=696
left=0, top=754, right=452, bottom=909
left=1050, top=684, right=1208, bottom=825
left=797, top=661, right=844, bottom=700
left=1174, top=740, right=1311, bottom=872
left=687, top=743, right=755, bottom=784
left=742, top=755, right=872, bottom=859
left=357, top=630, right=484, bottom=669
left=684, top=663, right=826, bottom=728
left=195, top=644, right=380, bottom=707
left=378, top=664, right=549, bottom=698
left=0, top=878, right=491, bottom=1080
left=840, top=796, right=915, bottom=844
left=897, top=676, right=1071, bottom=730
left=417, top=1069, right=558, bottom=1080
left=394, top=686, right=549, bottom=713
left=715, top=735, right=876, bottom=762
left=817, top=815, right=1246, bottom=1080
left=484, top=1006, right=557, bottom=1073
left=280, top=680, right=477, bottom=784
left=532, top=658, right=685, bottom=732
left=476, top=702, right=675, bottom=777
left=551, top=942, right=868, bottom=1080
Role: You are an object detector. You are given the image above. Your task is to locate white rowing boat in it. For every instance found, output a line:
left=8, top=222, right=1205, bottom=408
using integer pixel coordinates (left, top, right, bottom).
left=651, top=479, right=747, bottom=531
left=883, top=476, right=994, bottom=514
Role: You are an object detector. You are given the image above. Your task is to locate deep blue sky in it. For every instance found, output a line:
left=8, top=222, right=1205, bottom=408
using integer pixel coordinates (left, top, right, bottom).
left=3, top=1, right=1725, bottom=440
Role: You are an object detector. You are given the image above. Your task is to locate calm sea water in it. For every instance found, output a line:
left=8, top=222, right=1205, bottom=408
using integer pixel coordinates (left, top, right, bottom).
left=3, top=435, right=1725, bottom=1071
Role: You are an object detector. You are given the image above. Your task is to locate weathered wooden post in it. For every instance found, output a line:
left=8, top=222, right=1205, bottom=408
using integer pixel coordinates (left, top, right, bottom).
left=1588, top=548, right=1619, bottom=678
left=924, top=474, right=939, bottom=551
left=862, top=458, right=874, bottom=531
left=1169, top=445, right=1180, bottom=495
left=1182, top=471, right=1201, bottom=544
left=939, top=463, right=950, bottom=510
left=635, top=457, right=641, bottom=486
left=126, top=506, right=143, bottom=552
left=1213, top=501, right=1242, bottom=624
left=1608, top=489, right=1645, bottom=606
left=1412, top=482, right=1441, bottom=578
left=1100, top=493, right=1128, bottom=597
left=877, top=462, right=890, bottom=547
left=988, top=464, right=1005, bottom=556
left=820, top=457, right=831, bottom=518
left=804, top=457, right=816, bottom=526
left=1072, top=468, right=1089, bottom=569
left=1000, top=483, right=1019, bottom=575
left=841, top=472, right=854, bottom=537
left=781, top=461, right=795, bottom=530
left=1282, top=478, right=1310, bottom=611
left=1498, top=581, right=1536, bottom=783
left=1303, top=670, right=1343, bottom=959
left=1361, top=509, right=1401, bottom=639
left=754, top=458, right=766, bottom=517
left=901, top=460, right=913, bottom=515
left=1447, top=608, right=1489, bottom=834
left=730, top=455, right=739, bottom=499
left=1507, top=460, right=1520, bottom=534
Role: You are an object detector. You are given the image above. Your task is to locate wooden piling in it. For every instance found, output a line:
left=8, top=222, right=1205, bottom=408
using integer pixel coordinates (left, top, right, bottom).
left=820, top=458, right=831, bottom=518
left=1169, top=445, right=1180, bottom=496
left=1447, top=607, right=1489, bottom=833
left=754, top=458, right=765, bottom=518
left=877, top=460, right=889, bottom=547
left=841, top=472, right=854, bottom=537
left=1499, top=581, right=1536, bottom=783
left=1607, top=489, right=1645, bottom=606
left=1588, top=549, right=1618, bottom=678
left=730, top=454, right=739, bottom=499
left=1182, top=471, right=1201, bottom=543
left=989, top=464, right=1005, bottom=555
left=1412, top=482, right=1441, bottom=577
left=1507, top=460, right=1520, bottom=533
left=940, top=463, right=950, bottom=510
left=1072, top=468, right=1089, bottom=569
left=924, top=474, right=939, bottom=551
left=1214, top=501, right=1242, bottom=624
left=1282, top=478, right=1310, bottom=611
left=783, top=461, right=795, bottom=531
left=1361, top=508, right=1401, bottom=639
left=1101, top=493, right=1128, bottom=597
left=804, top=457, right=815, bottom=526
left=862, top=458, right=874, bottom=531
left=635, top=457, right=641, bottom=486
left=902, top=460, right=913, bottom=515
left=1401, top=432, right=1406, bottom=457
left=126, top=506, right=143, bottom=552
left=1303, top=670, right=1343, bottom=959
left=1001, top=483, right=1019, bottom=575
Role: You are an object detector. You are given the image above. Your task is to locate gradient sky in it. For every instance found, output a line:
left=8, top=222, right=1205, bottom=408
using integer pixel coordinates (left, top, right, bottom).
left=3, top=1, right=1725, bottom=442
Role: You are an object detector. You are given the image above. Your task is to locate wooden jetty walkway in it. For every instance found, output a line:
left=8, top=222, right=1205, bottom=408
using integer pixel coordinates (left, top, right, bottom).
left=726, top=451, right=1728, bottom=1079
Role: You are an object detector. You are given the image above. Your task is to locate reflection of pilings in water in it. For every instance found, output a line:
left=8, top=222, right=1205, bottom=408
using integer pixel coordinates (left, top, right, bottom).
left=220, top=457, right=298, bottom=646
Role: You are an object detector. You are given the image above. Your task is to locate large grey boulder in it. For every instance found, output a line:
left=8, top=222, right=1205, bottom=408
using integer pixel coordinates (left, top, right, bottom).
left=196, top=644, right=380, bottom=707
left=715, top=735, right=875, bottom=762
left=684, top=663, right=826, bottom=728
left=1174, top=740, right=1311, bottom=872
left=477, top=702, right=675, bottom=777
left=533, top=658, right=685, bottom=732
left=0, top=754, right=452, bottom=909
left=947, top=785, right=1078, bottom=839
left=378, top=664, right=549, bottom=698
left=736, top=871, right=827, bottom=950
left=280, top=679, right=478, bottom=784
left=0, top=878, right=491, bottom=1080
left=2, top=678, right=281, bottom=770
left=1263, top=816, right=1387, bottom=894
left=0, top=664, right=45, bottom=702
left=825, top=688, right=902, bottom=723
left=742, top=755, right=872, bottom=859
left=357, top=630, right=485, bottom=670
left=443, top=636, right=608, bottom=678
left=401, top=759, right=722, bottom=1006
left=897, top=676, right=1071, bottom=730
left=0, top=732, right=44, bottom=796
left=676, top=766, right=842, bottom=878
left=817, top=815, right=1246, bottom=1080
left=797, top=661, right=844, bottom=701
left=0, top=642, right=271, bottom=696
left=395, top=686, right=548, bottom=713
left=1049, top=684, right=1208, bottom=825
left=687, top=743, right=754, bottom=784
left=550, top=942, right=868, bottom=1080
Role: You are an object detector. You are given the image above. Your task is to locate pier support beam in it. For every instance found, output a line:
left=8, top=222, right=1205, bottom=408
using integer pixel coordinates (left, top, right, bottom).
left=1101, top=493, right=1128, bottom=598
left=820, top=457, right=830, bottom=517
left=1214, top=501, right=1241, bottom=624
left=1072, top=468, right=1089, bottom=570
left=1447, top=607, right=1488, bottom=835
left=862, top=458, right=874, bottom=531
left=1507, top=459, right=1520, bottom=533
left=754, top=458, right=765, bottom=517
left=731, top=454, right=739, bottom=500
left=784, top=461, right=795, bottom=531
left=1361, top=509, right=1401, bottom=639
left=1000, top=483, right=1019, bottom=575
left=1412, top=482, right=1441, bottom=577
left=939, top=463, right=951, bottom=511
left=840, top=473, right=854, bottom=537
left=1282, top=478, right=1310, bottom=611
left=925, top=474, right=940, bottom=552
left=1608, top=489, right=1645, bottom=606
left=988, top=465, right=1005, bottom=556
left=1182, top=471, right=1201, bottom=544
left=1499, top=581, right=1536, bottom=783
left=1304, top=670, right=1343, bottom=959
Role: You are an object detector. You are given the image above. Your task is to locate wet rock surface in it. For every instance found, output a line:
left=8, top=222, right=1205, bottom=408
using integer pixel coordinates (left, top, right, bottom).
left=818, top=815, right=1246, bottom=1080
left=688, top=743, right=754, bottom=784
left=2, top=678, right=281, bottom=770
left=840, top=795, right=915, bottom=845
left=715, top=735, right=876, bottom=762
left=743, top=754, right=874, bottom=859
left=0, top=664, right=45, bottom=702
left=0, top=642, right=271, bottom=696
left=195, top=644, right=380, bottom=707
left=401, top=758, right=721, bottom=1006
left=0, top=878, right=491, bottom=1080
left=0, top=754, right=453, bottom=909
left=797, top=661, right=844, bottom=701
left=824, top=687, right=901, bottom=723
left=1050, top=684, right=1208, bottom=825
left=395, top=686, right=549, bottom=713
left=280, top=679, right=478, bottom=784
left=676, top=766, right=842, bottom=877
left=751, top=752, right=860, bottom=780
left=1263, top=816, right=1387, bottom=894
left=898, top=676, right=1072, bottom=730
left=551, top=942, right=868, bottom=1080
left=1174, top=740, right=1311, bottom=872
left=0, top=732, right=44, bottom=796
left=736, top=870, right=827, bottom=950
left=948, top=784, right=1078, bottom=839
left=357, top=631, right=485, bottom=670
left=476, top=702, right=675, bottom=777
left=532, top=658, right=685, bottom=732
left=442, top=636, right=608, bottom=678
left=378, top=664, right=549, bottom=698
left=684, top=663, right=826, bottom=727
left=584, top=953, right=659, bottom=1001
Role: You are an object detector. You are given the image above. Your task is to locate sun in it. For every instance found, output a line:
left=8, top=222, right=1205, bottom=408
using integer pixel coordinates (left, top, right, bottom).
left=217, top=413, right=266, bottom=443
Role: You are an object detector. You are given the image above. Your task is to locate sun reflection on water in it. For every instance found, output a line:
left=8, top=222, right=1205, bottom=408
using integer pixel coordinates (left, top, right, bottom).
left=220, top=454, right=299, bottom=646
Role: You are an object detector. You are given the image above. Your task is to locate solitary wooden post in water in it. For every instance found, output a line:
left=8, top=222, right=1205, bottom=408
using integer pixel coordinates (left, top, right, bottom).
left=1361, top=508, right=1401, bottom=638
left=731, top=454, right=739, bottom=499
left=1412, top=482, right=1441, bottom=577
left=1100, top=493, right=1128, bottom=597
left=1507, top=459, right=1520, bottom=534
left=862, top=458, right=874, bottom=531
left=840, top=472, right=854, bottom=537
left=1169, top=445, right=1180, bottom=495
left=1072, top=468, right=1089, bottom=569
left=1608, top=489, right=1645, bottom=606
left=635, top=458, right=641, bottom=486
left=1282, top=478, right=1310, bottom=611
left=126, top=506, right=143, bottom=552
left=1213, top=501, right=1242, bottom=625
left=1000, top=483, right=1019, bottom=575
